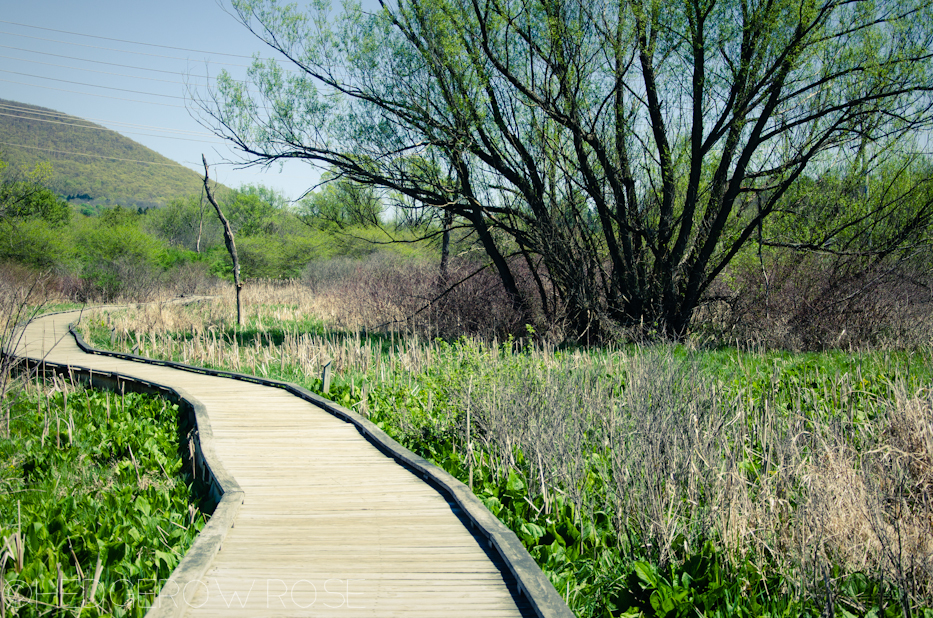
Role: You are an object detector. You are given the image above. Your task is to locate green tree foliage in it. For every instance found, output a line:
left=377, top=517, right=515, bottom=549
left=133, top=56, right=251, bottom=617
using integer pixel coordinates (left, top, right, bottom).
left=0, top=157, right=201, bottom=298
left=198, top=184, right=326, bottom=279
left=232, top=234, right=322, bottom=278
left=0, top=218, right=75, bottom=270
left=144, top=194, right=221, bottom=253
left=203, top=0, right=933, bottom=338
left=76, top=206, right=169, bottom=299
left=14, top=187, right=71, bottom=226
left=0, top=157, right=74, bottom=268
left=0, top=153, right=434, bottom=290
left=766, top=158, right=933, bottom=260
left=299, top=174, right=384, bottom=230
left=225, top=190, right=279, bottom=237
left=0, top=158, right=70, bottom=225
left=238, top=182, right=290, bottom=211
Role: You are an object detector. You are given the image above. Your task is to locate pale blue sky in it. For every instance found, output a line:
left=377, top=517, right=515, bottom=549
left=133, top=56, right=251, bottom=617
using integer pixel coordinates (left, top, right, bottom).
left=0, top=0, right=335, bottom=200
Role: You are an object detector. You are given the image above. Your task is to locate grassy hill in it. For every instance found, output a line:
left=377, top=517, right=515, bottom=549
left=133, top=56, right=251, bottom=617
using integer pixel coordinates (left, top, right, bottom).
left=0, top=99, right=208, bottom=210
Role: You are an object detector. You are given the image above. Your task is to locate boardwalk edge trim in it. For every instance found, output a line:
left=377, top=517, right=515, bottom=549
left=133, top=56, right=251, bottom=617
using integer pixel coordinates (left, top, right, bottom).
left=68, top=320, right=575, bottom=618
left=6, top=323, right=245, bottom=618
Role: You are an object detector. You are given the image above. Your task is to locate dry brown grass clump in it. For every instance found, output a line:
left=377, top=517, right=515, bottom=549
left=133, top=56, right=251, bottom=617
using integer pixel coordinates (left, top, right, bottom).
left=1, top=266, right=71, bottom=433
left=449, top=350, right=933, bottom=606
left=80, top=286, right=443, bottom=378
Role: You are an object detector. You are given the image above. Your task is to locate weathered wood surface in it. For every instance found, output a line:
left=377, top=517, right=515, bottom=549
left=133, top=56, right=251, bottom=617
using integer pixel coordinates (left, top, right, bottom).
left=12, top=310, right=541, bottom=617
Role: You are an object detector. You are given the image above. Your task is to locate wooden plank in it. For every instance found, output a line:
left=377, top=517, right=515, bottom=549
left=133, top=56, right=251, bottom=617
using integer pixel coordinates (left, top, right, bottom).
left=13, top=310, right=535, bottom=618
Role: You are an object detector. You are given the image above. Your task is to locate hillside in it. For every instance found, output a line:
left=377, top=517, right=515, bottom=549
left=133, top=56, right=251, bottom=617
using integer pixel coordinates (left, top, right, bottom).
left=0, top=99, right=207, bottom=210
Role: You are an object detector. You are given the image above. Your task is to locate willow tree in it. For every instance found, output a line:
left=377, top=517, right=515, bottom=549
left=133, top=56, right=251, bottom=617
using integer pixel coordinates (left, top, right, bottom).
left=201, top=0, right=933, bottom=337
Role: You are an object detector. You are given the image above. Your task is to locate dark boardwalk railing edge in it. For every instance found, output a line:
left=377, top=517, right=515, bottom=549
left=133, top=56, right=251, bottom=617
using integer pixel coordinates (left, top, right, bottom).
left=5, top=333, right=245, bottom=618
left=70, top=322, right=576, bottom=618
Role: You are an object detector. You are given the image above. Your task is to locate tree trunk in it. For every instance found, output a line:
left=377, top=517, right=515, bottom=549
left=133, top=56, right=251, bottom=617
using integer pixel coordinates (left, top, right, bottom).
left=465, top=207, right=529, bottom=322
left=440, top=209, right=453, bottom=281
left=201, top=155, right=243, bottom=327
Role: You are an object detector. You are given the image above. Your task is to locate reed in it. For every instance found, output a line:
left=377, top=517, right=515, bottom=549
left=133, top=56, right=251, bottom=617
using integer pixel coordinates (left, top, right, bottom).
left=75, top=283, right=933, bottom=614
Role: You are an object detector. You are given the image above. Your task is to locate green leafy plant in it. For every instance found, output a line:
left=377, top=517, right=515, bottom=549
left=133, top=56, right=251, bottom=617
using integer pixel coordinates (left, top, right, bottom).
left=0, top=380, right=207, bottom=617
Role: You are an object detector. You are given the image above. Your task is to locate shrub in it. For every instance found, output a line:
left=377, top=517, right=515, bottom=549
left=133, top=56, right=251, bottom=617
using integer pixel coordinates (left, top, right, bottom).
left=0, top=218, right=76, bottom=271
left=301, top=252, right=530, bottom=338
left=72, top=215, right=168, bottom=302
left=697, top=249, right=933, bottom=350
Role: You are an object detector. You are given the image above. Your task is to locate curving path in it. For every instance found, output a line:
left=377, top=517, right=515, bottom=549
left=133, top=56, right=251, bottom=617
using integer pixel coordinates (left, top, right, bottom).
left=10, top=308, right=573, bottom=618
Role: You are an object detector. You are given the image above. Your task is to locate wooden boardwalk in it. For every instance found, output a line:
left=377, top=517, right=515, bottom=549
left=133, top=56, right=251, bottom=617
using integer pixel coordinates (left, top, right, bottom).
left=11, top=309, right=565, bottom=617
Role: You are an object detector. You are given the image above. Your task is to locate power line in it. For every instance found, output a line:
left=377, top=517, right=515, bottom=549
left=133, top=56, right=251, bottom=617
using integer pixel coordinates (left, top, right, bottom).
left=0, top=29, right=256, bottom=66
left=0, top=140, right=193, bottom=167
left=0, top=53, right=260, bottom=93
left=0, top=43, right=234, bottom=82
left=0, top=112, right=223, bottom=144
left=0, top=78, right=186, bottom=108
left=0, top=106, right=219, bottom=139
left=0, top=73, right=279, bottom=112
left=0, top=102, right=216, bottom=137
left=0, top=54, right=196, bottom=86
left=0, top=68, right=184, bottom=100
left=0, top=19, right=256, bottom=59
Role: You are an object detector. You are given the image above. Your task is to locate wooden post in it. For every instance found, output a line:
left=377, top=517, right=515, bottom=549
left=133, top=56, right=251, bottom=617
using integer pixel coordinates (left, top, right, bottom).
left=322, top=361, right=332, bottom=395
left=189, top=435, right=197, bottom=480
left=466, top=404, right=473, bottom=490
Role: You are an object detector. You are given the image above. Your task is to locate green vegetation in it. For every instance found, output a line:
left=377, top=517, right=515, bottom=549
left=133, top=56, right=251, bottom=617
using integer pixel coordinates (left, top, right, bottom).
left=0, top=148, right=444, bottom=305
left=208, top=0, right=933, bottom=339
left=2, top=12, right=932, bottom=611
left=78, top=297, right=933, bottom=617
left=146, top=186, right=432, bottom=283
left=0, top=380, right=207, bottom=617
left=0, top=99, right=209, bottom=210
left=0, top=159, right=70, bottom=226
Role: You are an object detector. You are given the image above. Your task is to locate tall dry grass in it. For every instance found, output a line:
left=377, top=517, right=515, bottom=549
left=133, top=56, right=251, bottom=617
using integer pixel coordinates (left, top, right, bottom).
left=0, top=266, right=72, bottom=436
left=454, top=351, right=933, bottom=606
left=76, top=281, right=933, bottom=610
left=81, top=283, right=441, bottom=378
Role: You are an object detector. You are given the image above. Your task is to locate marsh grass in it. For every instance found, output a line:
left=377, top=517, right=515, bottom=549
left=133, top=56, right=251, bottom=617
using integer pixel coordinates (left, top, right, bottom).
left=471, top=351, right=933, bottom=608
left=76, top=284, right=933, bottom=616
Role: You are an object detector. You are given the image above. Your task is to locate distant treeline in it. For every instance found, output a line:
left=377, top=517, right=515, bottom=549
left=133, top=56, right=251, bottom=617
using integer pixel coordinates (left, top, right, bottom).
left=0, top=155, right=437, bottom=301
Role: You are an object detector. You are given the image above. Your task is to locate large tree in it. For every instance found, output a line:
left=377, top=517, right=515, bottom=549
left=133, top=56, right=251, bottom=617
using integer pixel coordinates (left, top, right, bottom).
left=200, top=0, right=933, bottom=337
